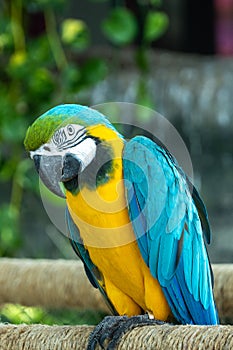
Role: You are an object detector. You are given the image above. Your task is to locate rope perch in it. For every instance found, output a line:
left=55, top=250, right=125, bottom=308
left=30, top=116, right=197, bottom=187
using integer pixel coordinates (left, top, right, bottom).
left=0, top=259, right=232, bottom=321
left=0, top=259, right=233, bottom=349
left=0, top=258, right=108, bottom=312
left=0, top=323, right=232, bottom=350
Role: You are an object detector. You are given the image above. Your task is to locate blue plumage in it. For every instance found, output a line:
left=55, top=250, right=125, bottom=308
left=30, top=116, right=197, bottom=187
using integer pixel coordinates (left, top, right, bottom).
left=123, top=135, right=219, bottom=325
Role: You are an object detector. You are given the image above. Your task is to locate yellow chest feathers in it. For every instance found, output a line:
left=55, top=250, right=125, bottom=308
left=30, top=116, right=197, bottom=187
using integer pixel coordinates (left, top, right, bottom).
left=66, top=124, right=135, bottom=247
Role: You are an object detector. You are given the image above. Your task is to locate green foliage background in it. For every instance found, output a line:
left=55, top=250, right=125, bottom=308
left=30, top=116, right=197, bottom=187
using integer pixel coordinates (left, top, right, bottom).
left=0, top=0, right=168, bottom=325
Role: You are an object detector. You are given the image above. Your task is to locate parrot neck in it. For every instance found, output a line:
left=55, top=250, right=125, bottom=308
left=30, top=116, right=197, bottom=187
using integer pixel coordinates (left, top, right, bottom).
left=64, top=124, right=125, bottom=194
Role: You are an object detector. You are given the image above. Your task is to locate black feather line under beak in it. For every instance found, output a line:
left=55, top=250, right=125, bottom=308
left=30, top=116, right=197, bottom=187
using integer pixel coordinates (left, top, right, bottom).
left=60, top=153, right=82, bottom=182
left=33, top=154, right=66, bottom=198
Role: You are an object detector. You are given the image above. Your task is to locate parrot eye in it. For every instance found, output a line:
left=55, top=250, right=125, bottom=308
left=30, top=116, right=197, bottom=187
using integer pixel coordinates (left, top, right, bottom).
left=67, top=124, right=75, bottom=136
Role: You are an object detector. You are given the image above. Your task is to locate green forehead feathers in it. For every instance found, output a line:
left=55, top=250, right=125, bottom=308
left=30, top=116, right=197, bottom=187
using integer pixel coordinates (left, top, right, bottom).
left=24, top=104, right=116, bottom=151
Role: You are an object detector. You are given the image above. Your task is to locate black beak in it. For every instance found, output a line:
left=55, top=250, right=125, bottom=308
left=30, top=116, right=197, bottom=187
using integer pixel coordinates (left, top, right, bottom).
left=33, top=154, right=66, bottom=198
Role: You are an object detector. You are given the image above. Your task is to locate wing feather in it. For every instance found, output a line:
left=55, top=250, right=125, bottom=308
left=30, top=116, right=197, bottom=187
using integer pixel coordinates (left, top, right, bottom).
left=123, top=136, right=218, bottom=324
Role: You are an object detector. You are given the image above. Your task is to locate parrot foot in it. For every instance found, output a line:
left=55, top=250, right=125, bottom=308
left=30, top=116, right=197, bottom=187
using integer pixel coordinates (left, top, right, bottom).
left=87, top=314, right=167, bottom=350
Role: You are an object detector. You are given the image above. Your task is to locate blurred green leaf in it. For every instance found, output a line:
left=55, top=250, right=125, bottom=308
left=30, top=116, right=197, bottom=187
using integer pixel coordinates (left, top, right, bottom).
left=102, top=7, right=137, bottom=46
left=7, top=51, right=29, bottom=79
left=1, top=117, right=27, bottom=144
left=136, top=0, right=163, bottom=6
left=28, top=36, right=53, bottom=65
left=89, top=0, right=108, bottom=2
left=0, top=304, right=106, bottom=326
left=14, top=159, right=34, bottom=188
left=21, top=167, right=39, bottom=194
left=0, top=17, right=14, bottom=52
left=149, top=0, right=162, bottom=5
left=144, top=11, right=169, bottom=43
left=28, top=0, right=65, bottom=11
left=0, top=159, right=17, bottom=181
left=61, top=19, right=90, bottom=51
left=1, top=304, right=46, bottom=324
left=122, top=0, right=162, bottom=6
left=62, top=64, right=81, bottom=92
left=0, top=204, right=21, bottom=256
left=0, top=33, right=13, bottom=52
left=28, top=67, right=55, bottom=100
left=80, top=58, right=108, bottom=87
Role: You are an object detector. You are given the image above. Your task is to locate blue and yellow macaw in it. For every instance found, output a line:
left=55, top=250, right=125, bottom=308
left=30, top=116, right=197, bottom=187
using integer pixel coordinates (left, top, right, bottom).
left=24, top=104, right=218, bottom=329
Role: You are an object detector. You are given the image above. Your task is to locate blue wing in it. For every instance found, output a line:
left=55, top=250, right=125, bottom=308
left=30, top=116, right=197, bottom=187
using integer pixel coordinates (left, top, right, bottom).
left=65, top=207, right=117, bottom=315
left=123, top=136, right=219, bottom=325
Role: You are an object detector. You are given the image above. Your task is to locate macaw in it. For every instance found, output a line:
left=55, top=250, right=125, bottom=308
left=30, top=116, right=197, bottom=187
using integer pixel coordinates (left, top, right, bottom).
left=24, top=104, right=218, bottom=337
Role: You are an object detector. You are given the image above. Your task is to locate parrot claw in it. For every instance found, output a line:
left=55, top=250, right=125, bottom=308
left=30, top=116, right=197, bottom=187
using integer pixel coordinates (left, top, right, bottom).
left=87, top=314, right=167, bottom=350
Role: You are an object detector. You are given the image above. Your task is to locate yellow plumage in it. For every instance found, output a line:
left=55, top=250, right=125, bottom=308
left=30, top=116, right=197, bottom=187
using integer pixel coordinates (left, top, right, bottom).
left=66, top=125, right=171, bottom=320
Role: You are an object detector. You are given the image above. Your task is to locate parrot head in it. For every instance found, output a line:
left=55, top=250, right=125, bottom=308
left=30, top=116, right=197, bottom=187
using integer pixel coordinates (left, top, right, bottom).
left=24, top=104, right=123, bottom=198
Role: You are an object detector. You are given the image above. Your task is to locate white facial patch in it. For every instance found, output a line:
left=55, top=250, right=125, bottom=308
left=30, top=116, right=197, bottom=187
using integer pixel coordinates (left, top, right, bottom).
left=69, top=137, right=97, bottom=171
left=30, top=124, right=97, bottom=172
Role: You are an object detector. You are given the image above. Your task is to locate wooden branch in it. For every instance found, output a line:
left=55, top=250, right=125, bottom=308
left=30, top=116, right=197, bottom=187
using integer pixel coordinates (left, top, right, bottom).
left=0, top=259, right=232, bottom=322
left=0, top=323, right=232, bottom=350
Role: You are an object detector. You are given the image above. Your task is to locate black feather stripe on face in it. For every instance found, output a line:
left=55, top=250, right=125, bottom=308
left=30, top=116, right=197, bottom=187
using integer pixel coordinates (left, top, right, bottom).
left=52, top=125, right=86, bottom=151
